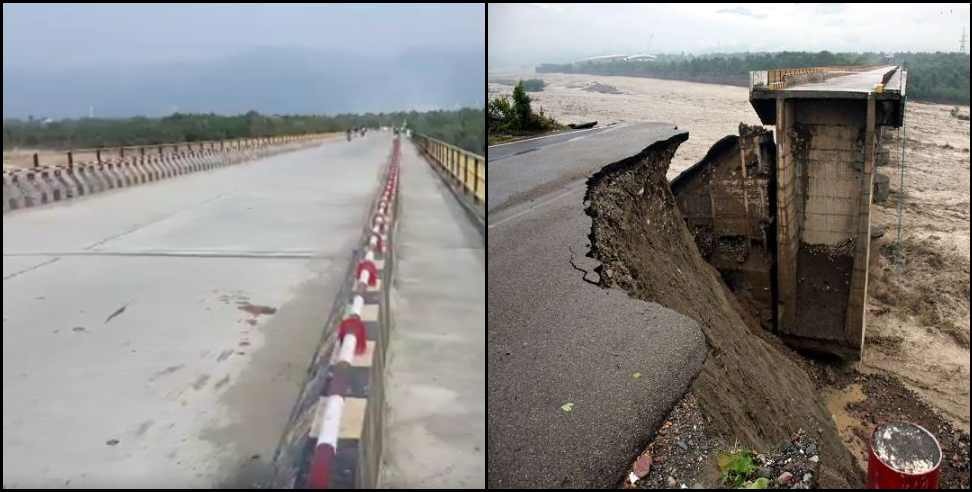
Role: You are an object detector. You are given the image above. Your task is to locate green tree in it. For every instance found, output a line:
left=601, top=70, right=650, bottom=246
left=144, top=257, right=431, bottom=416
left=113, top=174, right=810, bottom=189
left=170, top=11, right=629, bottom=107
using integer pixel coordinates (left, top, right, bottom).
left=512, top=81, right=532, bottom=131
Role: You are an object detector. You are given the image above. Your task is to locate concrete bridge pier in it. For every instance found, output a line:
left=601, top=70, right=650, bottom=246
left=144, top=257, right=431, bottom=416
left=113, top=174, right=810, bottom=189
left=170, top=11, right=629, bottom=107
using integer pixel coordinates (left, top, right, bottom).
left=750, top=65, right=907, bottom=359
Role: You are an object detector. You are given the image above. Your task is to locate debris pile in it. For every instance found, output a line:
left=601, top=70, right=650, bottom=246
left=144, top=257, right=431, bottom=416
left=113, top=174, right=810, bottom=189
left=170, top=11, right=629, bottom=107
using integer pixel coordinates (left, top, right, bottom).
left=625, top=393, right=823, bottom=490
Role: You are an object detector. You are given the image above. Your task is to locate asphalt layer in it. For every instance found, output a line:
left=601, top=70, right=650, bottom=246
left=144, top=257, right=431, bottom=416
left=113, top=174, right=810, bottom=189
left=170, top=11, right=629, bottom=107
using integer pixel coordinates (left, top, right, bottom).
left=487, top=124, right=707, bottom=488
left=488, top=121, right=680, bottom=215
left=487, top=126, right=611, bottom=163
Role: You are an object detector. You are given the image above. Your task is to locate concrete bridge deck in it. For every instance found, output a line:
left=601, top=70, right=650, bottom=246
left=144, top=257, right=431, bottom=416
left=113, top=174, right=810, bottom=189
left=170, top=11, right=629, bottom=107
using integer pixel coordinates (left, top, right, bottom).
left=749, top=65, right=906, bottom=126
left=784, top=65, right=900, bottom=93
left=2, top=135, right=389, bottom=488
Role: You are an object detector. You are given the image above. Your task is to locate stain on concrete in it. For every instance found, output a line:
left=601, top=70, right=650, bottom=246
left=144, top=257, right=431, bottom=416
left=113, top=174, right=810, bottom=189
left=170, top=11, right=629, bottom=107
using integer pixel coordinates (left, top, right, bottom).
left=149, top=364, right=185, bottom=382
left=216, top=349, right=234, bottom=363
left=208, top=273, right=339, bottom=488
left=192, top=374, right=211, bottom=391
left=135, top=420, right=154, bottom=437
left=214, top=375, right=231, bottom=391
left=237, top=303, right=277, bottom=317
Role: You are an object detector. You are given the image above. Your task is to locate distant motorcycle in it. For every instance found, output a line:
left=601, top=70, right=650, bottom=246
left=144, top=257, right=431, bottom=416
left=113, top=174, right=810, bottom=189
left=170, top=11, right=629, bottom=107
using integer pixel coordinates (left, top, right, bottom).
left=347, top=129, right=352, bottom=142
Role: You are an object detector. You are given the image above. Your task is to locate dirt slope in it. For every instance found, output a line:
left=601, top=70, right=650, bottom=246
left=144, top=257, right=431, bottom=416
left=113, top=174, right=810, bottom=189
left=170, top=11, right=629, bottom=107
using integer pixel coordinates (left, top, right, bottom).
left=583, top=133, right=862, bottom=487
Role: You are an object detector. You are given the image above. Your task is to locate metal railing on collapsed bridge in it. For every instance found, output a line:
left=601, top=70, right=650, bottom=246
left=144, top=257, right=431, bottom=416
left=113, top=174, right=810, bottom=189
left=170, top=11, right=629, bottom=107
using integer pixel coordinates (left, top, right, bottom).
left=411, top=134, right=485, bottom=204
left=749, top=65, right=885, bottom=91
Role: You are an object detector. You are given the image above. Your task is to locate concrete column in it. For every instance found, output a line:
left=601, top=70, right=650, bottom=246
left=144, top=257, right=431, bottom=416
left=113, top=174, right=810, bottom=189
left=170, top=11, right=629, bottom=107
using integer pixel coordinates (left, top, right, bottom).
left=775, top=96, right=799, bottom=333
left=843, top=94, right=877, bottom=358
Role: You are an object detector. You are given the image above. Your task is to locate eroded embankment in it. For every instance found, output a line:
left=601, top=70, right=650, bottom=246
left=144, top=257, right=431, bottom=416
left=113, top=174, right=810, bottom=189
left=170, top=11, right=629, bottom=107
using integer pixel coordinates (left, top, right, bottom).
left=583, top=133, right=863, bottom=487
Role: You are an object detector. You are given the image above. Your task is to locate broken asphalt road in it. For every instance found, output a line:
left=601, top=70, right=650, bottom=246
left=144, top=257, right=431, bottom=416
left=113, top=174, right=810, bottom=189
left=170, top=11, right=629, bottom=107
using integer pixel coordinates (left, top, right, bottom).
left=487, top=123, right=708, bottom=487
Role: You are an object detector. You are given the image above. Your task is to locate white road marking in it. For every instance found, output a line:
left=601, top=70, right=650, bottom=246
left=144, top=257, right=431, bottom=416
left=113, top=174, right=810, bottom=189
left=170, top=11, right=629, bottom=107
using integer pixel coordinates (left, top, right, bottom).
left=489, top=184, right=584, bottom=229
left=487, top=127, right=600, bottom=149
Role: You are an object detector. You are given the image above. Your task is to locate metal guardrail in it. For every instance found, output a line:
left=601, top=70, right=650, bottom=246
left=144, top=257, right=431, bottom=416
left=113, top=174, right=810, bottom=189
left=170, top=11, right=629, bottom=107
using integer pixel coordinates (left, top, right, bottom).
left=749, top=65, right=883, bottom=91
left=412, top=134, right=485, bottom=204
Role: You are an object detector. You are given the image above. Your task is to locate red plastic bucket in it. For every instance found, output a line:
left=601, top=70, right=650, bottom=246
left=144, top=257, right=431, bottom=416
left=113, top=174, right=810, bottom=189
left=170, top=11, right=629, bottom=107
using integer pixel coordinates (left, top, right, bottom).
left=867, top=422, right=942, bottom=489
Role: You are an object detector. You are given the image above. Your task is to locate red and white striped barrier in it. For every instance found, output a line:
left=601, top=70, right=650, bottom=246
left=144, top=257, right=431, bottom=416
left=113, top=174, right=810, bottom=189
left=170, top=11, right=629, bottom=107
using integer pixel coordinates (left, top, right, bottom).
left=305, top=136, right=400, bottom=489
left=3, top=137, right=332, bottom=215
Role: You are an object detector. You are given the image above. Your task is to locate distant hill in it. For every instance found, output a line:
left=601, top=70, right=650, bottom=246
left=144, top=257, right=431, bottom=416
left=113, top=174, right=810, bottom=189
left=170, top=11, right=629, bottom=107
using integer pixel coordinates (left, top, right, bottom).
left=537, top=51, right=970, bottom=105
left=2, top=46, right=485, bottom=118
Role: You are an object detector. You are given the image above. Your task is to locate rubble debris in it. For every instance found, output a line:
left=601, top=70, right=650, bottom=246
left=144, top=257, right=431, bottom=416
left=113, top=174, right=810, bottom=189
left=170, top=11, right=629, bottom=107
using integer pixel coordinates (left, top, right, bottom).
left=583, top=82, right=623, bottom=94
left=628, top=393, right=824, bottom=489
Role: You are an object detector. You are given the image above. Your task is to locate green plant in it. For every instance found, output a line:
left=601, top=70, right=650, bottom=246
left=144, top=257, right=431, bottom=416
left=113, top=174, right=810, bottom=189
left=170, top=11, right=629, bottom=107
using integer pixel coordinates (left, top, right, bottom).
left=718, top=450, right=758, bottom=488
left=742, top=477, right=769, bottom=489
left=488, top=81, right=562, bottom=140
left=741, top=477, right=770, bottom=489
left=512, top=81, right=533, bottom=131
left=488, top=95, right=514, bottom=134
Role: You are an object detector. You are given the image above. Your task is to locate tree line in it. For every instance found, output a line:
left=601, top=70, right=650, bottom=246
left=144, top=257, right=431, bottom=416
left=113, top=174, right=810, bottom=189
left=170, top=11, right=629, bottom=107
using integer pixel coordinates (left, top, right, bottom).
left=537, top=51, right=970, bottom=104
left=3, top=108, right=485, bottom=155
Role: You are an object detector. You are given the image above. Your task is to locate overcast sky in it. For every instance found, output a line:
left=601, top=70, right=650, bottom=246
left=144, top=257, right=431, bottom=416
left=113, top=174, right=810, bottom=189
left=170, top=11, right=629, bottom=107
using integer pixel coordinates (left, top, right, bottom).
left=3, top=3, right=485, bottom=117
left=4, top=3, right=484, bottom=68
left=489, top=3, right=971, bottom=69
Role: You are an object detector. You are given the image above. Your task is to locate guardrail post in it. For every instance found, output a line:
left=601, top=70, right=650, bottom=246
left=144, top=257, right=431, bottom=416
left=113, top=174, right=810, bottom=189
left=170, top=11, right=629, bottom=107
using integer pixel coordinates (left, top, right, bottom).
left=120, top=147, right=125, bottom=158
left=96, top=149, right=102, bottom=163
left=473, top=156, right=479, bottom=197
left=33, top=153, right=39, bottom=168
left=463, top=154, right=469, bottom=193
left=67, top=151, right=73, bottom=168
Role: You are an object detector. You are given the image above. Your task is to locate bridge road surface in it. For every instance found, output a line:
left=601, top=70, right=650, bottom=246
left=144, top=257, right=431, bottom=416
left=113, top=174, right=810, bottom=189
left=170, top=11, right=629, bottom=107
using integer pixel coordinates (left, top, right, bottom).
left=486, top=125, right=615, bottom=163
left=487, top=122, right=707, bottom=487
left=2, top=134, right=389, bottom=488
left=785, top=65, right=896, bottom=92
left=378, top=140, right=485, bottom=487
